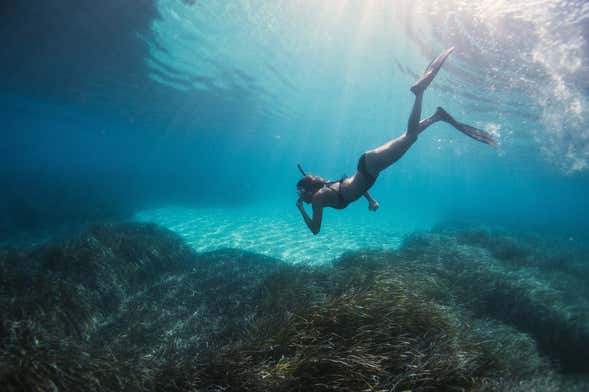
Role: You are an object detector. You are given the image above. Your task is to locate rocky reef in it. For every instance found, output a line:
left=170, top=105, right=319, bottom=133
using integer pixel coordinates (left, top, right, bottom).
left=1, top=223, right=588, bottom=391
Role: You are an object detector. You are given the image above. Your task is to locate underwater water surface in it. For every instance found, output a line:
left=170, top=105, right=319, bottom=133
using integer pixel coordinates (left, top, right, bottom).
left=2, top=0, right=589, bottom=391
left=2, top=0, right=589, bottom=246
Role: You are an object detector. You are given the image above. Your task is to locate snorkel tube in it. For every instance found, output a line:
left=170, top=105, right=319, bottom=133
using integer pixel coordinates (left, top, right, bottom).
left=297, top=163, right=306, bottom=176
left=296, top=163, right=307, bottom=200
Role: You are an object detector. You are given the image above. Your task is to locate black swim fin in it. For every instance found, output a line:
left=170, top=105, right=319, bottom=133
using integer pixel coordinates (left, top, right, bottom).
left=436, top=107, right=497, bottom=146
left=411, top=47, right=455, bottom=94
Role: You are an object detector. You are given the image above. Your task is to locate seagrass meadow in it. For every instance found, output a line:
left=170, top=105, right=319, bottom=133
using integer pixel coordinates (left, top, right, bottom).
left=1, top=223, right=588, bottom=391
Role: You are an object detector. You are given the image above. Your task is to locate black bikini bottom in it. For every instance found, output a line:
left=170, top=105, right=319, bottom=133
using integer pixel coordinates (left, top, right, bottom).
left=332, top=154, right=377, bottom=210
left=357, top=153, right=377, bottom=188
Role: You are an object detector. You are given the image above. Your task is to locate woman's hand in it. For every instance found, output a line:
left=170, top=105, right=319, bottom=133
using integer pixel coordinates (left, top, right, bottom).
left=364, top=192, right=378, bottom=212
left=296, top=197, right=304, bottom=209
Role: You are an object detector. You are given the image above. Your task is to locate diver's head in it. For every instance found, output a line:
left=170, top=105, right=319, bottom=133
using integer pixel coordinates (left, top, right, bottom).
left=296, top=174, right=325, bottom=203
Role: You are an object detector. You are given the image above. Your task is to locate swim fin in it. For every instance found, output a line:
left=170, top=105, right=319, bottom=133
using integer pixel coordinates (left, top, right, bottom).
left=411, top=47, right=455, bottom=94
left=436, top=107, right=497, bottom=146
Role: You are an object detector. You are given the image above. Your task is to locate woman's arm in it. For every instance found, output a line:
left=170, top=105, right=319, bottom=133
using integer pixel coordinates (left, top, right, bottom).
left=297, top=197, right=323, bottom=235
left=364, top=191, right=379, bottom=211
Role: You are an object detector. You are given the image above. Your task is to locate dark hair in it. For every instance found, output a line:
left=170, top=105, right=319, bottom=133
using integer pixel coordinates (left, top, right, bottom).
left=296, top=174, right=326, bottom=194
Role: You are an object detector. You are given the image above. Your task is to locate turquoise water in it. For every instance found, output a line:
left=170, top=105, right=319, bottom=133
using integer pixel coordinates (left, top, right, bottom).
left=2, top=2, right=589, bottom=390
left=3, top=0, right=589, bottom=249
left=136, top=205, right=403, bottom=264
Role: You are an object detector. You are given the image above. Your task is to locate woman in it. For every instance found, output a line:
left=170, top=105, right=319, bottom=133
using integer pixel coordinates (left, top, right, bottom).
left=296, top=47, right=496, bottom=235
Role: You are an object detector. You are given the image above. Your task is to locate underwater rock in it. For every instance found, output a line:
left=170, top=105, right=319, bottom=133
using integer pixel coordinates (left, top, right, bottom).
left=213, top=278, right=488, bottom=391
left=95, top=247, right=288, bottom=361
left=1, top=223, right=588, bottom=391
left=0, top=223, right=288, bottom=391
left=400, top=230, right=589, bottom=374
left=0, top=223, right=193, bottom=390
left=1, top=223, right=195, bottom=341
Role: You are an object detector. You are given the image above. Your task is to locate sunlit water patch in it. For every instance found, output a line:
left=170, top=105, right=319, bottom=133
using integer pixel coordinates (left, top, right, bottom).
left=409, top=0, right=589, bottom=173
left=146, top=0, right=589, bottom=173
left=135, top=206, right=404, bottom=264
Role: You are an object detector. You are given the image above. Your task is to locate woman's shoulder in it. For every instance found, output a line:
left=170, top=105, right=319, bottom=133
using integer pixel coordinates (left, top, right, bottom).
left=312, top=187, right=335, bottom=204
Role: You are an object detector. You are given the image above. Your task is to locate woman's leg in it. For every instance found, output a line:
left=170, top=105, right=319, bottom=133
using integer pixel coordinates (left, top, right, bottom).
left=360, top=48, right=456, bottom=177
left=359, top=47, right=496, bottom=178
left=343, top=103, right=441, bottom=202
left=362, top=103, right=497, bottom=177
left=362, top=91, right=446, bottom=175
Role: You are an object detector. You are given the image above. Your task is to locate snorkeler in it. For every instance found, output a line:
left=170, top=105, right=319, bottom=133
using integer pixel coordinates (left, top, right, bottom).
left=296, top=47, right=496, bottom=235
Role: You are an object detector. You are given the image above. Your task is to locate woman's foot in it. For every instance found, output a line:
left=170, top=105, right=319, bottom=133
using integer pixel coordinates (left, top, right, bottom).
left=436, top=107, right=497, bottom=146
left=410, top=47, right=455, bottom=95
left=435, top=106, right=458, bottom=126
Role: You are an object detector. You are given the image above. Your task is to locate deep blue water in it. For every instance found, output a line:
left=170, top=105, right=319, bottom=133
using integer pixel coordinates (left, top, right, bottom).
left=1, top=0, right=589, bottom=246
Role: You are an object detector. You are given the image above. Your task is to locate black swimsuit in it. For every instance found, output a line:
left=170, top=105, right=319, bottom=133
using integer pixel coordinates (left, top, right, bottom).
left=357, top=153, right=377, bottom=188
left=329, top=153, right=378, bottom=210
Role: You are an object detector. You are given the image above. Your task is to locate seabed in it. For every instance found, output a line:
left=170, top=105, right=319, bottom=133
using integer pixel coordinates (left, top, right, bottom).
left=1, top=219, right=588, bottom=391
